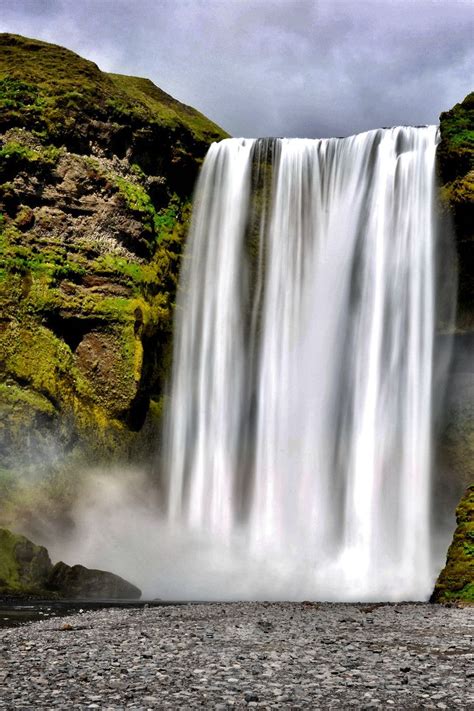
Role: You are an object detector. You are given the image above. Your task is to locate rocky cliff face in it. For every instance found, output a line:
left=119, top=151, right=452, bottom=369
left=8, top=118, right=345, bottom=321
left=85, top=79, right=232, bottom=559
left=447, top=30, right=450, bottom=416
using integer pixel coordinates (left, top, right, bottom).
left=431, top=486, right=474, bottom=603
left=436, top=92, right=474, bottom=602
left=0, top=34, right=227, bottom=525
left=438, top=92, right=474, bottom=327
left=437, top=93, right=474, bottom=494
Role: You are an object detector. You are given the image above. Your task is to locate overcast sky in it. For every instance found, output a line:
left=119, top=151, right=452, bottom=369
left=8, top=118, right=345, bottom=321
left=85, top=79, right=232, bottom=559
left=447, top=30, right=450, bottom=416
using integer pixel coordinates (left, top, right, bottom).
left=1, top=0, right=473, bottom=138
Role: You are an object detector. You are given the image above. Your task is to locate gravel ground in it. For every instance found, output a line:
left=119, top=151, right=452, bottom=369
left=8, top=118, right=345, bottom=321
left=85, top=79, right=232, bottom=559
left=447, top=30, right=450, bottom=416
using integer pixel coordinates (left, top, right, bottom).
left=0, top=602, right=472, bottom=709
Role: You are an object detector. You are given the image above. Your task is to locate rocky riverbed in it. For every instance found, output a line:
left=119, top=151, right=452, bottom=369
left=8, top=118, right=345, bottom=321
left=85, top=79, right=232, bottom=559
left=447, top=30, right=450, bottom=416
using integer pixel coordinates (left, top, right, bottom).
left=0, top=602, right=472, bottom=709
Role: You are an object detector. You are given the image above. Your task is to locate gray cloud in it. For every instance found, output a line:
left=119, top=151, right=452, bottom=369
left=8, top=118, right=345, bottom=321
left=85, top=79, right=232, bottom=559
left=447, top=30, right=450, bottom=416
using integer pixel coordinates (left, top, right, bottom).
left=1, top=0, right=472, bottom=137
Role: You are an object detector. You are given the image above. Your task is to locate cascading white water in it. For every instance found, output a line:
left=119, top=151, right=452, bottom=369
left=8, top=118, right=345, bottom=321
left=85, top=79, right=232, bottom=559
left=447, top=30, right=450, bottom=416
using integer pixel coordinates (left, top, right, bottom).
left=164, top=126, right=449, bottom=601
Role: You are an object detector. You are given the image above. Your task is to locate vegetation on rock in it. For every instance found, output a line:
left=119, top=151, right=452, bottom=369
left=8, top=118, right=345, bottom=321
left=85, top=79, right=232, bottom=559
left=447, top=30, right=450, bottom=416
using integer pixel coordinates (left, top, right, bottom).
left=47, top=561, right=141, bottom=600
left=0, top=34, right=226, bottom=527
left=0, top=34, right=226, bottom=145
left=438, top=92, right=474, bottom=326
left=0, top=526, right=141, bottom=598
left=436, top=92, right=474, bottom=603
left=0, top=527, right=52, bottom=594
left=431, top=486, right=474, bottom=603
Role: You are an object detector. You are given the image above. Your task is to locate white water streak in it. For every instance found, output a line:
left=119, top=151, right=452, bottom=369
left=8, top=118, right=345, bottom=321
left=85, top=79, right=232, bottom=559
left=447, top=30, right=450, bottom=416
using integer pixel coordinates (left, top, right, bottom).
left=164, top=126, right=445, bottom=601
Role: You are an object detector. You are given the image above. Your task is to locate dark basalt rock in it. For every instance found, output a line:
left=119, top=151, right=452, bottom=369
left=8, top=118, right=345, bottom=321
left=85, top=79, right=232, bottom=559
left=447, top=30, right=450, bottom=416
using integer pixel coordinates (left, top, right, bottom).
left=0, top=527, right=141, bottom=599
left=46, top=561, right=141, bottom=600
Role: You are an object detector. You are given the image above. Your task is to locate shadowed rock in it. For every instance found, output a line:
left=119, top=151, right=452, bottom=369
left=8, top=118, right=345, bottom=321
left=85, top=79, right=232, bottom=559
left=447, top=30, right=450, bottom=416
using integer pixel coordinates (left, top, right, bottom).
left=46, top=561, right=141, bottom=600
left=0, top=527, right=141, bottom=599
left=431, top=485, right=474, bottom=603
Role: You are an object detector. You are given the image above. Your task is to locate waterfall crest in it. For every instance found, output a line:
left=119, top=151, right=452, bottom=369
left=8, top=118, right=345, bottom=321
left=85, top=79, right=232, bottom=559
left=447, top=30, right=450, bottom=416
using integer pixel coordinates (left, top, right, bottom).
left=164, top=126, right=452, bottom=601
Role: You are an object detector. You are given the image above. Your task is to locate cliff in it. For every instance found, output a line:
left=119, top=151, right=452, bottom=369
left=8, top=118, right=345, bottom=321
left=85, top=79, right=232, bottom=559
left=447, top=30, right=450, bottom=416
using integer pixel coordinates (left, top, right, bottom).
left=0, top=34, right=227, bottom=526
left=435, top=92, right=474, bottom=602
left=438, top=91, right=474, bottom=327
left=431, top=486, right=474, bottom=603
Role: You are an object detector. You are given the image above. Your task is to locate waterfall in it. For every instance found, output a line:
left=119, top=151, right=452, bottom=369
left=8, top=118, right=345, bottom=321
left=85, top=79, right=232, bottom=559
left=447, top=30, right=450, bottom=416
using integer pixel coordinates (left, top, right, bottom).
left=163, top=126, right=452, bottom=601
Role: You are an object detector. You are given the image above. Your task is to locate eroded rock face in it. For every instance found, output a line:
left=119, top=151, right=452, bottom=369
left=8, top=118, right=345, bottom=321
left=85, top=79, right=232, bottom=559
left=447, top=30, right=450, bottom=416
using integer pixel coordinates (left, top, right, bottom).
left=46, top=561, right=141, bottom=600
left=0, top=34, right=227, bottom=525
left=436, top=93, right=474, bottom=551
left=0, top=133, right=195, bottom=452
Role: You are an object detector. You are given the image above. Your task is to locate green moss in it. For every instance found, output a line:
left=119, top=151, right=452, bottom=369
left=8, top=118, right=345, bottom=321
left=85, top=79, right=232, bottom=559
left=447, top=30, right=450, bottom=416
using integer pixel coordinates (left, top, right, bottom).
left=0, top=212, right=89, bottom=288
left=154, top=194, right=182, bottom=241
left=0, top=76, right=40, bottom=106
left=1, top=322, right=76, bottom=400
left=0, top=382, right=56, bottom=418
left=0, top=140, right=62, bottom=184
left=90, top=196, right=190, bottom=297
left=438, top=92, right=474, bottom=320
left=0, top=33, right=206, bottom=511
left=0, top=76, right=45, bottom=131
left=115, top=176, right=157, bottom=233
left=439, top=93, right=474, bottom=168
left=432, top=486, right=474, bottom=603
left=0, top=33, right=227, bottom=144
left=0, top=528, right=52, bottom=593
left=114, top=178, right=185, bottom=245
left=107, top=73, right=226, bottom=142
left=439, top=172, right=474, bottom=208
left=92, top=254, right=147, bottom=284
left=0, top=140, right=60, bottom=164
left=131, top=162, right=146, bottom=179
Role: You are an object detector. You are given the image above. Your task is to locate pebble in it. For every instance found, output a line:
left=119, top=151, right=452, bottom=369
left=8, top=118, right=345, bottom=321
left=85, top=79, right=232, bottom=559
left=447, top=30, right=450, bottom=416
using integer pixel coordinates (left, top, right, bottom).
left=0, top=602, right=472, bottom=708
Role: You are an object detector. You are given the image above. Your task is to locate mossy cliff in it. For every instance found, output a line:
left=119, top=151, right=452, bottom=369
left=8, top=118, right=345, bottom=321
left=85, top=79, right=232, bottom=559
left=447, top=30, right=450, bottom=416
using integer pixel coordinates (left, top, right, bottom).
left=438, top=91, right=474, bottom=328
left=0, top=34, right=227, bottom=524
left=431, top=486, right=474, bottom=603
left=436, top=92, right=474, bottom=602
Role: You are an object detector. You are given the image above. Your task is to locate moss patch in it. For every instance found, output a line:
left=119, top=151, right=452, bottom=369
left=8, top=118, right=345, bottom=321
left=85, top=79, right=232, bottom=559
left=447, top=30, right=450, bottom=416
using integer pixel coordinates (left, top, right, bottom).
left=0, top=33, right=227, bottom=145
left=0, top=527, right=52, bottom=593
left=431, top=486, right=474, bottom=603
left=438, top=92, right=474, bottom=180
left=438, top=92, right=474, bottom=320
left=0, top=32, right=221, bottom=527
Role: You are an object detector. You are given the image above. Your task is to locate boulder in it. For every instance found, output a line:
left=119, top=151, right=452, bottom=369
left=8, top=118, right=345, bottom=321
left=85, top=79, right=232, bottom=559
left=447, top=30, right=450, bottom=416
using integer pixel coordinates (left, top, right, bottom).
left=431, top=485, right=474, bottom=603
left=0, top=527, right=141, bottom=599
left=46, top=561, right=141, bottom=600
